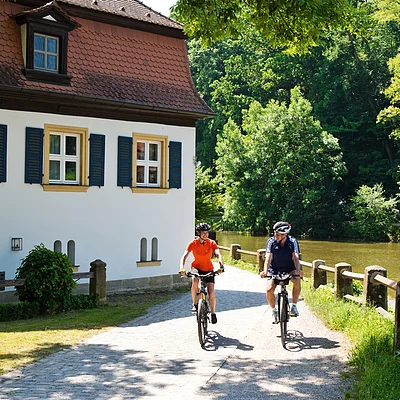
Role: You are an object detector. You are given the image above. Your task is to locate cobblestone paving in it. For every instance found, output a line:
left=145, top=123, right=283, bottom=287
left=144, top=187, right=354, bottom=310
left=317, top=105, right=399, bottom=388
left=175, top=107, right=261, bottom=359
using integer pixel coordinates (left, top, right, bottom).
left=0, top=265, right=351, bottom=399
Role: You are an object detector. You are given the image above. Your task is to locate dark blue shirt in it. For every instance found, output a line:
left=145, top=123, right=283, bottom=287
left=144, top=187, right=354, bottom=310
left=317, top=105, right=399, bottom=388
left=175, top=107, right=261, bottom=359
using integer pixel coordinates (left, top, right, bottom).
left=266, top=235, right=300, bottom=273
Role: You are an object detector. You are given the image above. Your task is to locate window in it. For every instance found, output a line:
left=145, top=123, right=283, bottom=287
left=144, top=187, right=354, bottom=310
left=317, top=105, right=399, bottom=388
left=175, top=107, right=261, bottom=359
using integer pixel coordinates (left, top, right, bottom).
left=131, top=134, right=169, bottom=193
left=34, top=33, right=59, bottom=72
left=136, top=140, right=161, bottom=187
left=25, top=125, right=105, bottom=192
left=43, top=124, right=88, bottom=191
left=49, top=132, right=80, bottom=185
left=151, top=238, right=158, bottom=261
left=117, top=134, right=182, bottom=193
left=15, top=5, right=78, bottom=85
left=134, top=134, right=167, bottom=189
left=54, top=240, right=62, bottom=253
left=67, top=240, right=76, bottom=266
left=137, top=237, right=161, bottom=267
left=49, top=133, right=80, bottom=184
left=140, top=238, right=147, bottom=262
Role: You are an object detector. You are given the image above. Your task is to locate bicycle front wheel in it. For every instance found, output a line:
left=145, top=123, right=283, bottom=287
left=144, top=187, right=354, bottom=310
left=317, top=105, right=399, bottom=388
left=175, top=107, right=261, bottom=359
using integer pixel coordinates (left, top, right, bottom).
left=197, top=298, right=208, bottom=347
left=279, top=293, right=289, bottom=346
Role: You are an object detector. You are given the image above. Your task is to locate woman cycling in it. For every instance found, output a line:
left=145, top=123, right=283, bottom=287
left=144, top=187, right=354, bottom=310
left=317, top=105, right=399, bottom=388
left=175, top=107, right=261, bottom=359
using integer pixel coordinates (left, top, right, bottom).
left=180, top=222, right=224, bottom=324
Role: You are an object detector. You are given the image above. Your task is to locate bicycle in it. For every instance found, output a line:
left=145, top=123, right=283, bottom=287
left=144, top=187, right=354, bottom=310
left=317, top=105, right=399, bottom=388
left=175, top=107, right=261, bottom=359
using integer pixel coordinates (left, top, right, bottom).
left=264, top=272, right=299, bottom=346
left=182, top=269, right=222, bottom=347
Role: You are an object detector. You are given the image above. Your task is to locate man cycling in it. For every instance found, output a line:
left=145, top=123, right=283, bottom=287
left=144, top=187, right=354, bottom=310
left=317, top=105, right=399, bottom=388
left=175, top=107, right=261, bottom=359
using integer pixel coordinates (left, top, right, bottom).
left=180, top=222, right=224, bottom=324
left=260, top=221, right=304, bottom=323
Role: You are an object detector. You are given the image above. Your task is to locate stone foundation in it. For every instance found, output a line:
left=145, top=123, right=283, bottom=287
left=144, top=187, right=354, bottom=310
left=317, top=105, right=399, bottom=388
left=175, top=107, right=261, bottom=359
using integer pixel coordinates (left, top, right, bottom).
left=0, top=273, right=191, bottom=303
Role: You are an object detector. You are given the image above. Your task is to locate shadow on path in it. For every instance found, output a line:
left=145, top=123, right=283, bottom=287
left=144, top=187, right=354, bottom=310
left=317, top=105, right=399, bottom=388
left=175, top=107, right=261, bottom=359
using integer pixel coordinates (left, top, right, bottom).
left=127, top=288, right=268, bottom=328
left=202, top=330, right=255, bottom=352
left=0, top=341, right=349, bottom=400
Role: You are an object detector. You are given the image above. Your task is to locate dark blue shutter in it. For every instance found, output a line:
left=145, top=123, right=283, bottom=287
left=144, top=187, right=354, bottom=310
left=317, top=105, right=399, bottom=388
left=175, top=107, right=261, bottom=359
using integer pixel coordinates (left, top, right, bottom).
left=0, top=125, right=7, bottom=183
left=89, top=134, right=105, bottom=186
left=169, top=141, right=182, bottom=189
left=117, top=136, right=132, bottom=187
left=25, top=127, right=44, bottom=184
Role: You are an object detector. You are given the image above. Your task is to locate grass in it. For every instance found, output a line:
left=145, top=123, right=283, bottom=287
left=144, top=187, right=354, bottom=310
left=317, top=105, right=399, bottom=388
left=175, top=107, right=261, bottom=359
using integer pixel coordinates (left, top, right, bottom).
left=0, top=289, right=187, bottom=375
left=302, top=281, right=400, bottom=400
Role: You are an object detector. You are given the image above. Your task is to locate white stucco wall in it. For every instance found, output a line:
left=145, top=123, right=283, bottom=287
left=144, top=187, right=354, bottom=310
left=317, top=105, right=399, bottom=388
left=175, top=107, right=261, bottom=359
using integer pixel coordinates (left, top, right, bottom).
left=0, top=109, right=196, bottom=284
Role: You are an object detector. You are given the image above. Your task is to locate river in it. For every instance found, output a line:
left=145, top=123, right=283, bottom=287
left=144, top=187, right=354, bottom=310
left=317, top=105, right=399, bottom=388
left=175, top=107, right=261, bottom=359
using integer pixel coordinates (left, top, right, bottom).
left=216, top=231, right=400, bottom=282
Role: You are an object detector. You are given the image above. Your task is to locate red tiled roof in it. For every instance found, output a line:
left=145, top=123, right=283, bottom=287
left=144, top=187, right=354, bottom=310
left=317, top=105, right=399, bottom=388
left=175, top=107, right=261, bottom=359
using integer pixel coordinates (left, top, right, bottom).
left=58, top=0, right=183, bottom=30
left=0, top=1, right=213, bottom=120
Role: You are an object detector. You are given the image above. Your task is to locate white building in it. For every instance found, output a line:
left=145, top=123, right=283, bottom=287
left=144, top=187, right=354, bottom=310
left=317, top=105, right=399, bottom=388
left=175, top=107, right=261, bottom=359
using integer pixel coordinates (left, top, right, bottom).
left=0, top=0, right=213, bottom=299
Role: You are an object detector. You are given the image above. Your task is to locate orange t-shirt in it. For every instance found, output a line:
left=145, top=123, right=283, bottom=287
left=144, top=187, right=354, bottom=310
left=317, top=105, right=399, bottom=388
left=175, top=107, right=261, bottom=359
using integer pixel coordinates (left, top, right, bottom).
left=186, top=238, right=218, bottom=272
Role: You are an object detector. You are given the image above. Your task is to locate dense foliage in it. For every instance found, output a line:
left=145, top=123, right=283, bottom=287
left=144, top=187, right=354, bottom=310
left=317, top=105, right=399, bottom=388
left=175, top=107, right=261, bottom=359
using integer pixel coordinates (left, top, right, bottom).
left=173, top=0, right=354, bottom=53
left=195, top=166, right=222, bottom=225
left=351, top=184, right=399, bottom=241
left=188, top=0, right=400, bottom=240
left=0, top=301, right=40, bottom=322
left=15, top=244, right=76, bottom=314
left=216, top=88, right=346, bottom=236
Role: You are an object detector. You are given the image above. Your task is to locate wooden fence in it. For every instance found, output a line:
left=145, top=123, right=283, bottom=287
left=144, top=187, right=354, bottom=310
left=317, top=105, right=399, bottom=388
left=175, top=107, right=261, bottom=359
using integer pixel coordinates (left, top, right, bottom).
left=0, top=259, right=107, bottom=303
left=220, top=243, right=400, bottom=353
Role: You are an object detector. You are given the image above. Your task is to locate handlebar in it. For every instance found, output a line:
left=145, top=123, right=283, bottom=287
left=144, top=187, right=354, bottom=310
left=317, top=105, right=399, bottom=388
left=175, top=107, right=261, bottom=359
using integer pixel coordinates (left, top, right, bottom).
left=262, top=272, right=300, bottom=282
left=179, top=269, right=223, bottom=279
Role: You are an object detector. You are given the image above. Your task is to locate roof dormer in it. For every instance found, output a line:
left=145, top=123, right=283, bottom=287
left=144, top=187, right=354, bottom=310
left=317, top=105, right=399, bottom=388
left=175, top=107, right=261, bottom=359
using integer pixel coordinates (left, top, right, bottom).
left=15, top=1, right=79, bottom=85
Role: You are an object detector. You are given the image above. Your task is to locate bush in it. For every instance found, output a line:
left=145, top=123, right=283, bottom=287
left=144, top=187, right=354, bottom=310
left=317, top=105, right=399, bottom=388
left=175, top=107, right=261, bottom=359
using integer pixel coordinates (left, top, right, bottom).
left=350, top=184, right=399, bottom=241
left=0, top=294, right=99, bottom=322
left=15, top=244, right=76, bottom=314
left=70, top=294, right=99, bottom=310
left=0, top=301, right=40, bottom=321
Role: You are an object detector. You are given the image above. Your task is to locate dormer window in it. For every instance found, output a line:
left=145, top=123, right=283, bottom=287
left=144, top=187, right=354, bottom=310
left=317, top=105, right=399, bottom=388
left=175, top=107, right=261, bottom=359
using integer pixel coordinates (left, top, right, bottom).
left=34, top=33, right=59, bottom=72
left=14, top=2, right=79, bottom=85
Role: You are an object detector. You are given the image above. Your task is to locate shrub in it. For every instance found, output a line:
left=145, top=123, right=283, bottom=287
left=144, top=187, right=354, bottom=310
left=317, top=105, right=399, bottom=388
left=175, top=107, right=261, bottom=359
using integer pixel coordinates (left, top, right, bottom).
left=0, top=301, right=40, bottom=322
left=350, top=184, right=399, bottom=241
left=70, top=294, right=99, bottom=310
left=15, top=244, right=76, bottom=314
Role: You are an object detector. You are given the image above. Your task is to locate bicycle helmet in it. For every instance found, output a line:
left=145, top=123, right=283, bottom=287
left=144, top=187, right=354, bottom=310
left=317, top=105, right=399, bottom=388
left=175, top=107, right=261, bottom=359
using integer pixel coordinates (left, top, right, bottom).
left=196, top=222, right=211, bottom=233
left=273, top=221, right=291, bottom=234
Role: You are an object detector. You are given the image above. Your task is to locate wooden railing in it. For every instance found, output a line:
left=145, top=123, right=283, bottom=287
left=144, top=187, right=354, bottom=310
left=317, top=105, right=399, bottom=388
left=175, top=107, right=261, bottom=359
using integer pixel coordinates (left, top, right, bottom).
left=0, top=259, right=107, bottom=303
left=220, top=243, right=400, bottom=353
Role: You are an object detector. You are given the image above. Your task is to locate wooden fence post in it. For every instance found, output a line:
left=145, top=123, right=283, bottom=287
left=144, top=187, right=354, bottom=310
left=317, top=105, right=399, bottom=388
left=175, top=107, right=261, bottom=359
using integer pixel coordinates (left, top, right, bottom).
left=335, top=262, right=353, bottom=301
left=90, top=259, right=107, bottom=303
left=257, top=249, right=266, bottom=272
left=312, top=259, right=327, bottom=289
left=363, top=265, right=388, bottom=310
left=230, top=244, right=241, bottom=260
left=394, top=282, right=400, bottom=354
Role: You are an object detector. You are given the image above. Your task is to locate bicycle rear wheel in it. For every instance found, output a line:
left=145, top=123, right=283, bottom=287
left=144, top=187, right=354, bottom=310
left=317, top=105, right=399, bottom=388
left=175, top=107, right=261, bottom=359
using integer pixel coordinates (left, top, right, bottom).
left=279, top=294, right=289, bottom=346
left=197, top=298, right=208, bottom=347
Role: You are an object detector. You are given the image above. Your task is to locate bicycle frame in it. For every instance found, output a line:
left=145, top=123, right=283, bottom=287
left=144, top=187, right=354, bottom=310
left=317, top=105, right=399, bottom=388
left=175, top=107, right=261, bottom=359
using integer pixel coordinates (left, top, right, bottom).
left=276, top=276, right=290, bottom=346
left=267, top=272, right=296, bottom=347
left=186, top=270, right=219, bottom=347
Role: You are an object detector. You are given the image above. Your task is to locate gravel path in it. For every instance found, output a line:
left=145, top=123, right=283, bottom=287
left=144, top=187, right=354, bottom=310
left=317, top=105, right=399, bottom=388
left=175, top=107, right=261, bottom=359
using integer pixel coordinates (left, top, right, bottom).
left=0, top=265, right=351, bottom=399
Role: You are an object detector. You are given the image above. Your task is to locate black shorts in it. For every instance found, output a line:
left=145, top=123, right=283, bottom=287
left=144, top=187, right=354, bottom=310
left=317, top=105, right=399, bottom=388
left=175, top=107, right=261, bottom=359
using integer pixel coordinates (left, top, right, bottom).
left=191, top=268, right=215, bottom=284
left=268, top=266, right=295, bottom=275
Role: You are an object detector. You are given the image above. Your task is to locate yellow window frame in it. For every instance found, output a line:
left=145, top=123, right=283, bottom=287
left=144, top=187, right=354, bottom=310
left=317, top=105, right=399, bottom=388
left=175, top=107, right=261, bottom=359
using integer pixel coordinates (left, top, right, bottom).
left=42, top=124, right=89, bottom=192
left=132, top=133, right=168, bottom=194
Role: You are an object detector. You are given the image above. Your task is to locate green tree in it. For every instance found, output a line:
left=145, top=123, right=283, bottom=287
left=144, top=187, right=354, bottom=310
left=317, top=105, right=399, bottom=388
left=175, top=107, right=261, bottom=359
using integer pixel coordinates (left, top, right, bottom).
left=216, top=87, right=347, bottom=236
left=188, top=1, right=400, bottom=196
left=375, top=0, right=400, bottom=142
left=350, top=184, right=399, bottom=241
left=195, top=166, right=222, bottom=224
left=173, top=0, right=355, bottom=53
